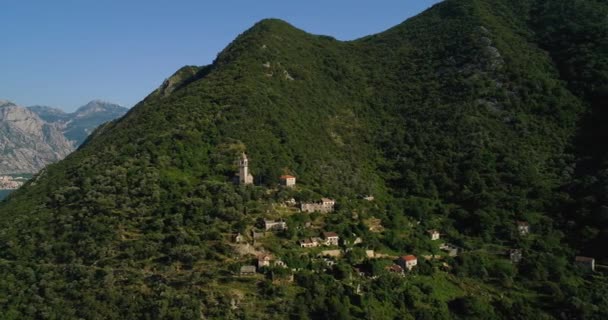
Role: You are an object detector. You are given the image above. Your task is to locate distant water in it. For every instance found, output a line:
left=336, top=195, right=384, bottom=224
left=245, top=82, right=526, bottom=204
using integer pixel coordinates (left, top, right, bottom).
left=0, top=190, right=12, bottom=200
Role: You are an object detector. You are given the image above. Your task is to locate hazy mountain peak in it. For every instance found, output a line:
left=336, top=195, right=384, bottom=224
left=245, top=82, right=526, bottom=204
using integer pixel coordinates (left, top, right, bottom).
left=0, top=100, right=16, bottom=107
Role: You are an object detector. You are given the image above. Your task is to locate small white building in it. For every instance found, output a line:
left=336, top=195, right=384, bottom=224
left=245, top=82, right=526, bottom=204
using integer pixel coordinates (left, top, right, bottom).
left=323, top=232, right=339, bottom=246
left=427, top=230, right=440, bottom=241
left=279, top=175, right=296, bottom=188
left=398, top=255, right=418, bottom=271
left=264, top=219, right=287, bottom=231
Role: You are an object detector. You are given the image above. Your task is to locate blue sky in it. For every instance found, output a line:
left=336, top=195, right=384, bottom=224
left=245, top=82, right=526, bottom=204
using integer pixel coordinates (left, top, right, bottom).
left=0, top=0, right=442, bottom=111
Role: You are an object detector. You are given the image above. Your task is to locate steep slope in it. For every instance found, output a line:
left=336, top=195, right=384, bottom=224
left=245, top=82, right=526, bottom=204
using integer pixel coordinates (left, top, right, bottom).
left=0, top=101, right=73, bottom=174
left=0, top=0, right=607, bottom=319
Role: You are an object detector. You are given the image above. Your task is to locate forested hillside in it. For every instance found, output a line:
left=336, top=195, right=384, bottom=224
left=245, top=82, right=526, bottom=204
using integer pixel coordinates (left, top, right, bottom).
left=0, top=0, right=607, bottom=319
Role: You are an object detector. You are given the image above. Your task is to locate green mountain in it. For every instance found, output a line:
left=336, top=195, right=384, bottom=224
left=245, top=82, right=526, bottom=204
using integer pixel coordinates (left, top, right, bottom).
left=1, top=0, right=607, bottom=319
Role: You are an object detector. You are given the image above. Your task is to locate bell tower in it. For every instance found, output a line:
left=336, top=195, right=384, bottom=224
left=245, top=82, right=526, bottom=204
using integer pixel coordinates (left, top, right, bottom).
left=239, top=153, right=253, bottom=185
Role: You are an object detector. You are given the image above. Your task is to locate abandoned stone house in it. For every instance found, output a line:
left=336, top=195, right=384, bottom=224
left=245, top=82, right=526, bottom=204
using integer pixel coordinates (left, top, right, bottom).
left=509, top=249, right=522, bottom=263
left=240, top=265, right=256, bottom=276
left=279, top=175, right=296, bottom=188
left=258, top=254, right=273, bottom=268
left=439, top=243, right=460, bottom=257
left=233, top=233, right=244, bottom=243
left=323, top=232, right=340, bottom=246
left=300, top=198, right=336, bottom=213
left=517, top=221, right=530, bottom=236
left=386, top=264, right=404, bottom=275
left=264, top=219, right=287, bottom=231
left=274, top=260, right=287, bottom=268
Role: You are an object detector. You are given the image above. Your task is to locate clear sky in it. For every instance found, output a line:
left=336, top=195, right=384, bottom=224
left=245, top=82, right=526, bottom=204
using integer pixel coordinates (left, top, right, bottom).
left=0, top=0, right=442, bottom=111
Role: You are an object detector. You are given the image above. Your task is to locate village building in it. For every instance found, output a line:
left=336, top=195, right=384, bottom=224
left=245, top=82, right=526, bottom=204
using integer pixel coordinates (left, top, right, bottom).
left=240, top=265, right=257, bottom=276
left=258, top=254, right=273, bottom=269
left=322, top=258, right=336, bottom=267
left=575, top=256, right=595, bottom=272
left=233, top=233, right=244, bottom=243
left=274, top=260, right=287, bottom=268
left=517, top=221, right=530, bottom=236
left=236, top=153, right=254, bottom=185
left=398, top=255, right=418, bottom=271
left=279, top=175, right=296, bottom=188
left=440, top=243, right=460, bottom=257
left=365, top=250, right=375, bottom=258
left=252, top=230, right=265, bottom=240
left=323, top=232, right=340, bottom=246
left=299, top=238, right=319, bottom=248
left=264, top=219, right=287, bottom=231
left=427, top=230, right=440, bottom=241
left=386, top=264, right=404, bottom=275
left=509, top=249, right=522, bottom=263
left=285, top=198, right=297, bottom=206
left=300, top=198, right=336, bottom=213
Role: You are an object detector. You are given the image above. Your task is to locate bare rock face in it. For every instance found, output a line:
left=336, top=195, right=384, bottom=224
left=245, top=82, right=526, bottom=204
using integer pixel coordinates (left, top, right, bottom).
left=0, top=101, right=73, bottom=174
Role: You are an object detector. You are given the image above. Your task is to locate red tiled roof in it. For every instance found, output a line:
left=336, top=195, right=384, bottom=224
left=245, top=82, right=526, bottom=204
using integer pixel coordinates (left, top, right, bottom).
left=402, top=255, right=417, bottom=262
left=280, top=175, right=296, bottom=179
left=323, top=232, right=338, bottom=238
left=516, top=221, right=529, bottom=226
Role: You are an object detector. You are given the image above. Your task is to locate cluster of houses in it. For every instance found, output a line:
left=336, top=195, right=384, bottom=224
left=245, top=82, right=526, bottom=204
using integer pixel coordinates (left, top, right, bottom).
left=239, top=253, right=288, bottom=276
left=299, top=232, right=340, bottom=248
left=235, top=154, right=599, bottom=279
left=0, top=176, right=24, bottom=189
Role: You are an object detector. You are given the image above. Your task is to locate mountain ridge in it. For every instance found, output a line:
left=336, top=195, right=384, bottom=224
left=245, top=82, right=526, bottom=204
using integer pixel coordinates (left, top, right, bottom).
left=0, top=100, right=127, bottom=175
left=1, top=0, right=607, bottom=318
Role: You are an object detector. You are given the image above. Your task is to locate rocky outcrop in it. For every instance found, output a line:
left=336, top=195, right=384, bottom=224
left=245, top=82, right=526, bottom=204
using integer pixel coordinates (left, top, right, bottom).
left=29, top=100, right=128, bottom=146
left=0, top=101, right=73, bottom=174
left=0, top=100, right=128, bottom=174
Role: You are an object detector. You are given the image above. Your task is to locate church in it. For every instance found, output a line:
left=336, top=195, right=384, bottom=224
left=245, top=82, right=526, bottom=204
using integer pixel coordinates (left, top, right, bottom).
left=236, top=153, right=254, bottom=185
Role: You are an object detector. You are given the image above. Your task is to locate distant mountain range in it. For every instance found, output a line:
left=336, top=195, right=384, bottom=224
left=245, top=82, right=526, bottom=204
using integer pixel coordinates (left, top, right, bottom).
left=0, top=99, right=127, bottom=174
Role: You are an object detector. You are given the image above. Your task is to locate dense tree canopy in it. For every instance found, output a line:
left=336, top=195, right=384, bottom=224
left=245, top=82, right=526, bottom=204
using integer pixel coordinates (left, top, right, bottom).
left=1, top=0, right=607, bottom=318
